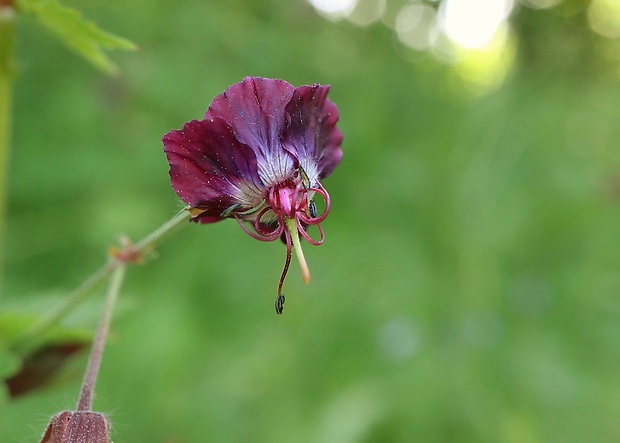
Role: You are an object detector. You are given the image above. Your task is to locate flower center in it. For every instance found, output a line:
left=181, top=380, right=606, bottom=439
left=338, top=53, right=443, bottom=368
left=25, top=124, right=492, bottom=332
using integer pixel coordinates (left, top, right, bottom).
left=232, top=168, right=331, bottom=313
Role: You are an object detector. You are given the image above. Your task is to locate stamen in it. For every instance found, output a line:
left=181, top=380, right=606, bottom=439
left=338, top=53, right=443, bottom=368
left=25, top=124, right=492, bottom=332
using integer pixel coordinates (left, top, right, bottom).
left=234, top=213, right=282, bottom=242
left=308, top=199, right=318, bottom=218
left=275, top=294, right=286, bottom=314
left=254, top=207, right=281, bottom=238
left=298, top=181, right=331, bottom=225
left=220, top=203, right=242, bottom=218
left=278, top=225, right=293, bottom=297
left=284, top=216, right=311, bottom=284
left=296, top=218, right=325, bottom=246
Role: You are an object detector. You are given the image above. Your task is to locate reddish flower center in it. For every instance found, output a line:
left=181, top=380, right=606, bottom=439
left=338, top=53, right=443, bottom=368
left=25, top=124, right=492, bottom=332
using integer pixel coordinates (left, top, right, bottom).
left=233, top=168, right=331, bottom=313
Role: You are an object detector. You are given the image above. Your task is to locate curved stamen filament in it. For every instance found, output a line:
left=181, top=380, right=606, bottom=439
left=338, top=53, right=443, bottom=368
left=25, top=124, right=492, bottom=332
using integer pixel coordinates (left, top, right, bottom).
left=298, top=181, right=331, bottom=225
left=284, top=216, right=311, bottom=284
left=296, top=218, right=325, bottom=246
left=234, top=213, right=283, bottom=242
left=278, top=225, right=293, bottom=297
left=254, top=207, right=283, bottom=239
left=232, top=177, right=333, bottom=313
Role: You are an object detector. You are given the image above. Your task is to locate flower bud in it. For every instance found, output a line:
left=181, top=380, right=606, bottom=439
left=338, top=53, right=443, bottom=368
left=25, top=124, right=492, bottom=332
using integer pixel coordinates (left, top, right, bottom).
left=40, top=411, right=110, bottom=443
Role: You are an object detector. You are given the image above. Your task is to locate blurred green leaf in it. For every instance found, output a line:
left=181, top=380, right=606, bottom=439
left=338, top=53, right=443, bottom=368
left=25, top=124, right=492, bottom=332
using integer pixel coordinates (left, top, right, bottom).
left=0, top=320, right=22, bottom=403
left=0, top=346, right=20, bottom=380
left=0, top=312, right=90, bottom=398
left=0, top=310, right=91, bottom=354
left=15, top=0, right=136, bottom=74
left=5, top=340, right=86, bottom=398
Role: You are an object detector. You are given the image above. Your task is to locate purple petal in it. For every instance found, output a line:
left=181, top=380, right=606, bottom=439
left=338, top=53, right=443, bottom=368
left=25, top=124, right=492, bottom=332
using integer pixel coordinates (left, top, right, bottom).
left=163, top=117, right=265, bottom=223
left=205, top=77, right=297, bottom=185
left=282, top=84, right=343, bottom=183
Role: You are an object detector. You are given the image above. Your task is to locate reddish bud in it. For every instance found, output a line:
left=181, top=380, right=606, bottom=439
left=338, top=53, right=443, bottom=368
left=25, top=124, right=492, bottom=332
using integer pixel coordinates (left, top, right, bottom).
left=40, top=411, right=110, bottom=443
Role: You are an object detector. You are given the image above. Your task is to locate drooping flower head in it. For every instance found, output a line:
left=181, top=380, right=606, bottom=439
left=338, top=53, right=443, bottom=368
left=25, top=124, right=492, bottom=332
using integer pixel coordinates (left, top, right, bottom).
left=163, top=77, right=343, bottom=313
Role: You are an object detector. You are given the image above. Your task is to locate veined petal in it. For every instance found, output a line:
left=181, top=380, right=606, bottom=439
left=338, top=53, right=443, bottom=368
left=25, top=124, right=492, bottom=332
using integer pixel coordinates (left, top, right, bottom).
left=205, top=77, right=297, bottom=186
left=282, top=84, right=343, bottom=185
left=163, top=117, right=265, bottom=223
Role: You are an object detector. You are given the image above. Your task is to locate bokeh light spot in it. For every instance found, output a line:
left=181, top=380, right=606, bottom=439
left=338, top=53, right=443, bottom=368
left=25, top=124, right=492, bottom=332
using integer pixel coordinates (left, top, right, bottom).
left=439, top=0, right=514, bottom=49
left=520, top=0, right=563, bottom=10
left=450, top=24, right=517, bottom=95
left=347, top=0, right=386, bottom=27
left=588, top=0, right=620, bottom=39
left=395, top=3, right=438, bottom=51
left=308, top=0, right=358, bottom=19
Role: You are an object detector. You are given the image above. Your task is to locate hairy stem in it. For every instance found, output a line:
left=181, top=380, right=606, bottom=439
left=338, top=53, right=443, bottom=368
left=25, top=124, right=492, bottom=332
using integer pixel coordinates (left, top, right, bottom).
left=13, top=207, right=191, bottom=355
left=77, top=264, right=125, bottom=412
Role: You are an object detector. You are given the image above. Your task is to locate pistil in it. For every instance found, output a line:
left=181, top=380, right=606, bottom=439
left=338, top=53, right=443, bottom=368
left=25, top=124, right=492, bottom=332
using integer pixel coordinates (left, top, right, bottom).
left=284, top=216, right=311, bottom=284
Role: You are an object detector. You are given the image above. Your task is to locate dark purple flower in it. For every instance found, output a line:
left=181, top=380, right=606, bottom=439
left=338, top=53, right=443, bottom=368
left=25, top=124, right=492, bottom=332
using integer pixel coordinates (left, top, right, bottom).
left=163, top=77, right=343, bottom=313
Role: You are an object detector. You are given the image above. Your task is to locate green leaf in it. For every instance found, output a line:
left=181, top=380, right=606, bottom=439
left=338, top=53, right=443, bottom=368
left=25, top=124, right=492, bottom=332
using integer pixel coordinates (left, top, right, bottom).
left=0, top=319, right=23, bottom=399
left=1, top=311, right=91, bottom=398
left=0, top=346, right=21, bottom=381
left=0, top=310, right=92, bottom=354
left=16, top=0, right=137, bottom=74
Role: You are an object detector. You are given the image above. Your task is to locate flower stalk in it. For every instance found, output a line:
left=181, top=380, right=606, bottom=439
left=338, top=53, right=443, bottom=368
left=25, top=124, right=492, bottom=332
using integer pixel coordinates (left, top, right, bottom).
left=38, top=254, right=126, bottom=443
left=77, top=264, right=125, bottom=412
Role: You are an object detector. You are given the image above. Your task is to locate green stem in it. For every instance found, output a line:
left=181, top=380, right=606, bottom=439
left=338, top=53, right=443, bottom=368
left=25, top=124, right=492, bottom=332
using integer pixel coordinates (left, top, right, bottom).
left=13, top=207, right=191, bottom=355
left=77, top=264, right=125, bottom=412
left=0, top=5, right=15, bottom=284
left=133, top=206, right=191, bottom=252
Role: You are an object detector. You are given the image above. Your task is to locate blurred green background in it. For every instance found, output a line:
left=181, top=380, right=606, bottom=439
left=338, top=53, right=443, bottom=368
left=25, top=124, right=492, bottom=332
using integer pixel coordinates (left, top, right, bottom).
left=2, top=0, right=620, bottom=441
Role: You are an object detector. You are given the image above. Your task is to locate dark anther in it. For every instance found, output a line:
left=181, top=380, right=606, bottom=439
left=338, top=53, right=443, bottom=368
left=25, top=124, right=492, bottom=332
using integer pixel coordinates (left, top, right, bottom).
left=308, top=199, right=317, bottom=218
left=275, top=294, right=286, bottom=314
